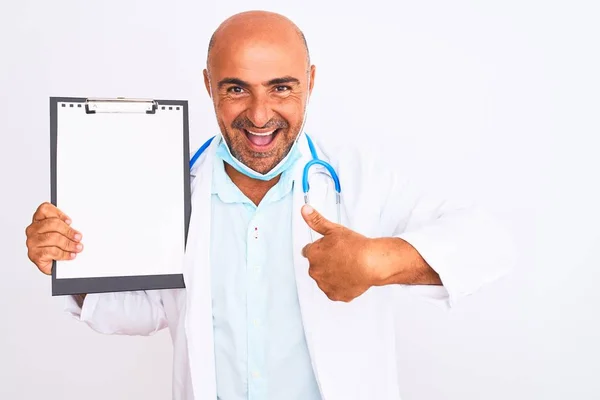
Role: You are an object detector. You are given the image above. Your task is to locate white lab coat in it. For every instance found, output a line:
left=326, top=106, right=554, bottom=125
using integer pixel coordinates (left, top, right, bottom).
left=66, top=134, right=514, bottom=400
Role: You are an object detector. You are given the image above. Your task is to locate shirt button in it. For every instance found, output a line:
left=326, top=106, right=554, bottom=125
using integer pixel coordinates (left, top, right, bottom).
left=252, top=371, right=261, bottom=378
left=254, top=266, right=261, bottom=273
left=253, top=318, right=260, bottom=326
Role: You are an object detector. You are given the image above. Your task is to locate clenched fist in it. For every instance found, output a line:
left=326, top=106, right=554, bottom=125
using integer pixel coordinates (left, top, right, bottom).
left=25, top=202, right=84, bottom=274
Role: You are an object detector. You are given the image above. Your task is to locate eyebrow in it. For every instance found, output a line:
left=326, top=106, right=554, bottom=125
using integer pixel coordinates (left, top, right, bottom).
left=217, top=77, right=248, bottom=89
left=217, top=76, right=301, bottom=89
left=266, top=76, right=300, bottom=86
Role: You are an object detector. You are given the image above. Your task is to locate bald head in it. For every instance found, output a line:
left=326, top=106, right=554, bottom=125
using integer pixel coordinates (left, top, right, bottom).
left=207, top=11, right=310, bottom=73
left=202, top=11, right=316, bottom=176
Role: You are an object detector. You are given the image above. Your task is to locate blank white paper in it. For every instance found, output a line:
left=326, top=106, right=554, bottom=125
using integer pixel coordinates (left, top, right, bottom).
left=55, top=102, right=185, bottom=279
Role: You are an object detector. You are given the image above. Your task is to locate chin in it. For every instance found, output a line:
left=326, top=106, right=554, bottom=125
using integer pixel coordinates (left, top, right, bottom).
left=247, top=160, right=277, bottom=175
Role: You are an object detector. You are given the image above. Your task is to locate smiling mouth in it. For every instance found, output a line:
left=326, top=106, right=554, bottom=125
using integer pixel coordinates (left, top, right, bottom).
left=244, top=128, right=280, bottom=147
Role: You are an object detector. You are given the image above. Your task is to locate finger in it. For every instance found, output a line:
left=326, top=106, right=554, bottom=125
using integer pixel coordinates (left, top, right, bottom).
left=302, top=235, right=328, bottom=259
left=301, top=243, right=311, bottom=258
left=36, top=219, right=82, bottom=242
left=313, top=278, right=335, bottom=300
left=33, top=202, right=71, bottom=224
left=308, top=264, right=321, bottom=281
left=31, top=247, right=76, bottom=274
left=37, top=261, right=53, bottom=275
left=301, top=205, right=337, bottom=236
left=36, top=232, right=84, bottom=253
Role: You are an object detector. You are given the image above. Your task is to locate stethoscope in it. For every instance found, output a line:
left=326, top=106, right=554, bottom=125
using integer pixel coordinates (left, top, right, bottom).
left=189, top=134, right=342, bottom=226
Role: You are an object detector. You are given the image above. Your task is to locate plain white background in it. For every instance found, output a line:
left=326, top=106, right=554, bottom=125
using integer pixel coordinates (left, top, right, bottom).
left=1, top=0, right=598, bottom=399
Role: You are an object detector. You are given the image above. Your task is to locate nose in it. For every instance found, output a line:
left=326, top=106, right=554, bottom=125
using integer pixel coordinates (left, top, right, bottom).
left=246, top=95, right=274, bottom=128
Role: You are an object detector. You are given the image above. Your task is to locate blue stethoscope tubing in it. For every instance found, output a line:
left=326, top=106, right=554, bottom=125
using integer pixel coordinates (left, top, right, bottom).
left=189, top=134, right=342, bottom=225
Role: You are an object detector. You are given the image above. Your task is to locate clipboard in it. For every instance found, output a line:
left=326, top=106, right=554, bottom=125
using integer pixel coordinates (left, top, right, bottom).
left=50, top=97, right=191, bottom=296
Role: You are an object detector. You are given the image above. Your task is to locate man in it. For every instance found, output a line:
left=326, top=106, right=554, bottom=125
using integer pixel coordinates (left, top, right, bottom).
left=24, top=10, right=513, bottom=400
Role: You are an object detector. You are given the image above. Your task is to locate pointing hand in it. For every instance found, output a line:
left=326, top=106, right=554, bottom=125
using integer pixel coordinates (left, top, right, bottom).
left=301, top=205, right=380, bottom=302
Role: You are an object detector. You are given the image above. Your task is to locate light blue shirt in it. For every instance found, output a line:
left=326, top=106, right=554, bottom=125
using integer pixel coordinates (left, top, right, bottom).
left=209, top=154, right=322, bottom=400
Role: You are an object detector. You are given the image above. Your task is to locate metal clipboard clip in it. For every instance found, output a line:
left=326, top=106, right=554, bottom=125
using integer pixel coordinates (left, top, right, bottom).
left=85, top=97, right=158, bottom=114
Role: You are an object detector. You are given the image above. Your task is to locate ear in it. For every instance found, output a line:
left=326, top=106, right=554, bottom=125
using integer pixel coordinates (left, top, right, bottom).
left=203, top=69, right=212, bottom=98
left=308, top=65, right=316, bottom=95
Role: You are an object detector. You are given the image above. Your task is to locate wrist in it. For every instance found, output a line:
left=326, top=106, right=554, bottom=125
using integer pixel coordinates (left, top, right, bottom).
left=365, top=237, right=440, bottom=286
left=364, top=237, right=408, bottom=286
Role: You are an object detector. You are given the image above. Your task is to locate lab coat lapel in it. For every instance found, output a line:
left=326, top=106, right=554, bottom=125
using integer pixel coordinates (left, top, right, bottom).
left=291, top=134, right=333, bottom=398
left=183, top=138, right=219, bottom=400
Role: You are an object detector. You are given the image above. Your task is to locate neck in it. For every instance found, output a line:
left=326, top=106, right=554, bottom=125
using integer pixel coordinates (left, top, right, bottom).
left=224, top=162, right=280, bottom=206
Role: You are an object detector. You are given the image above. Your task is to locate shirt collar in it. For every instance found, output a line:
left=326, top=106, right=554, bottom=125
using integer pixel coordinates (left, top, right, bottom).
left=211, top=144, right=297, bottom=206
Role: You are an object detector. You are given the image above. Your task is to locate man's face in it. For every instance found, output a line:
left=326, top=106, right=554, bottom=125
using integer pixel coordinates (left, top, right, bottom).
left=205, top=39, right=315, bottom=174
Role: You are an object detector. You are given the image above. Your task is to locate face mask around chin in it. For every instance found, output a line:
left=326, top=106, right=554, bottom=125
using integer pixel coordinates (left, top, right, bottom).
left=215, top=134, right=303, bottom=181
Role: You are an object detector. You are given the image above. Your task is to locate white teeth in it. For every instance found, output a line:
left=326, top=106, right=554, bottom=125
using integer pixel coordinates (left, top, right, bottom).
left=247, top=129, right=276, bottom=136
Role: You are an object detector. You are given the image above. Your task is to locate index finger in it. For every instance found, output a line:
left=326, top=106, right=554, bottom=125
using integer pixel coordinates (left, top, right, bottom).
left=301, top=243, right=311, bottom=258
left=33, top=202, right=71, bottom=224
left=37, top=218, right=82, bottom=242
left=301, top=241, right=320, bottom=259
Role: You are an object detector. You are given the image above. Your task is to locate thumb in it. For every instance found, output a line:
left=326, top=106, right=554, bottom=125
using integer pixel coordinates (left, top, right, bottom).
left=33, top=202, right=71, bottom=224
left=301, top=205, right=336, bottom=235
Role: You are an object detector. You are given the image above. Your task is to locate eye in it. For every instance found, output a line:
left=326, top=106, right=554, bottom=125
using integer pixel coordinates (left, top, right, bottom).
left=227, top=86, right=245, bottom=94
left=274, top=85, right=291, bottom=92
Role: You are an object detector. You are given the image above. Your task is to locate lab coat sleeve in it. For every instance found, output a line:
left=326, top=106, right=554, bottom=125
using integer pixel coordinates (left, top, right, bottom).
left=63, top=290, right=168, bottom=336
left=378, top=168, right=516, bottom=308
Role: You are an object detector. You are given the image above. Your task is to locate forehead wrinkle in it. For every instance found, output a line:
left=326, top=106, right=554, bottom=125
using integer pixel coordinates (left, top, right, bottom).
left=209, top=44, right=308, bottom=88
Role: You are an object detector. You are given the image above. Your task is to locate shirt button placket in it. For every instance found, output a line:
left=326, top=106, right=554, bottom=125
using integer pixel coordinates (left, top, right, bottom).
left=247, top=216, right=266, bottom=399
